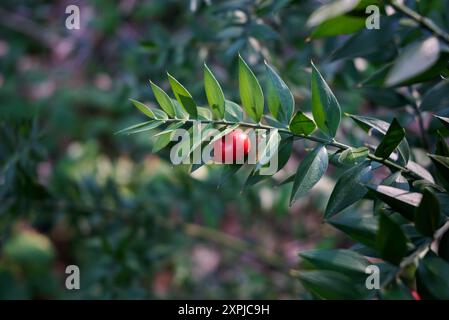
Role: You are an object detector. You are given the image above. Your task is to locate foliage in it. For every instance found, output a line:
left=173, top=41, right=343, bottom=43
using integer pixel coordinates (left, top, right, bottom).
left=2, top=0, right=449, bottom=300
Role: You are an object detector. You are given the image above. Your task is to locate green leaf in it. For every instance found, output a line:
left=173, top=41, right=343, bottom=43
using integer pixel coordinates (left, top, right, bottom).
left=386, top=37, right=441, bottom=87
left=168, top=73, right=198, bottom=119
left=374, top=118, right=405, bottom=159
left=171, top=99, right=189, bottom=119
left=204, top=64, right=225, bottom=119
left=377, top=213, right=408, bottom=265
left=129, top=99, right=155, bottom=118
left=428, top=154, right=449, bottom=190
left=368, top=185, right=422, bottom=220
left=416, top=253, right=449, bottom=299
left=306, top=0, right=360, bottom=27
left=289, top=111, right=316, bottom=136
left=325, top=162, right=372, bottom=219
left=115, top=120, right=153, bottom=135
left=126, top=121, right=164, bottom=135
left=311, top=15, right=366, bottom=38
left=338, top=147, right=369, bottom=165
left=328, top=211, right=378, bottom=248
left=238, top=55, right=264, bottom=122
left=152, top=107, right=169, bottom=120
left=265, top=62, right=294, bottom=124
left=224, top=100, right=243, bottom=122
left=436, top=131, right=449, bottom=156
left=149, top=81, right=175, bottom=118
left=415, top=188, right=443, bottom=237
left=290, top=144, right=328, bottom=205
left=152, top=122, right=185, bottom=152
left=219, top=164, right=243, bottom=187
left=421, top=81, right=449, bottom=111
left=435, top=115, right=449, bottom=130
left=311, top=62, right=341, bottom=138
left=300, top=249, right=370, bottom=275
left=297, top=270, right=371, bottom=300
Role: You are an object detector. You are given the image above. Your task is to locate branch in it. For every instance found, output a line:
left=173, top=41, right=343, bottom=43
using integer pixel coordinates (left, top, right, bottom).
left=389, top=0, right=449, bottom=45
left=161, top=118, right=416, bottom=178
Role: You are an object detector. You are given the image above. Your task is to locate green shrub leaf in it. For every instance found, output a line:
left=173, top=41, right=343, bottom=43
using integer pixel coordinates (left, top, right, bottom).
left=238, top=55, right=264, bottom=122
left=289, top=111, right=316, bottom=136
left=168, top=73, right=198, bottom=119
left=377, top=213, right=408, bottom=265
left=311, top=62, right=341, bottom=137
left=290, top=144, right=328, bottom=205
left=149, top=81, right=175, bottom=118
left=265, top=61, right=294, bottom=124
left=204, top=64, right=225, bottom=119
left=325, top=162, right=372, bottom=219
left=374, top=118, right=405, bottom=159
left=415, top=188, right=443, bottom=237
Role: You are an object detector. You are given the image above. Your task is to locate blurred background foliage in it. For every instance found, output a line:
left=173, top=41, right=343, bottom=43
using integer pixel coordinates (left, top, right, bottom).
left=0, top=0, right=448, bottom=299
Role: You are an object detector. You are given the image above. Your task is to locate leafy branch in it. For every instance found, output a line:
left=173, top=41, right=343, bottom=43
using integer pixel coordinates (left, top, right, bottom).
left=121, top=54, right=449, bottom=300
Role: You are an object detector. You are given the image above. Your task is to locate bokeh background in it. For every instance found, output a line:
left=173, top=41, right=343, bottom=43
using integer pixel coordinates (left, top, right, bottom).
left=1, top=0, right=446, bottom=299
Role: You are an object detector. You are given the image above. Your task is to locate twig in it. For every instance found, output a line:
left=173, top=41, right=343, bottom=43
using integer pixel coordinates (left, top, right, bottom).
left=389, top=0, right=449, bottom=45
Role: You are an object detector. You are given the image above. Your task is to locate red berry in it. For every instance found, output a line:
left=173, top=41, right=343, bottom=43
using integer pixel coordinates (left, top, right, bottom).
left=411, top=290, right=421, bottom=300
left=213, top=130, right=250, bottom=163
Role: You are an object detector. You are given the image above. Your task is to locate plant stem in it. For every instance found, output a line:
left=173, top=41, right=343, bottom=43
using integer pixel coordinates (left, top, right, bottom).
left=388, top=0, right=449, bottom=45
left=161, top=118, right=415, bottom=177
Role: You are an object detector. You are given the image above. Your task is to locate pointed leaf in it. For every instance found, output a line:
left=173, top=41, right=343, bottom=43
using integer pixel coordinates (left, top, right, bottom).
left=386, top=37, right=440, bottom=87
left=417, top=253, right=449, bottom=299
left=328, top=211, right=378, bottom=248
left=299, top=249, right=370, bottom=275
left=325, top=162, right=372, bottom=219
left=368, top=185, right=422, bottom=220
left=435, top=115, right=449, bottom=130
left=289, top=111, right=316, bottom=136
left=224, top=100, right=243, bottom=122
left=168, top=73, right=198, bottom=119
left=377, top=213, right=408, bottom=265
left=311, top=62, right=341, bottom=138
left=265, top=62, right=294, bottom=124
left=290, top=144, right=328, bottom=205
left=152, top=122, right=185, bottom=152
left=374, top=118, right=405, bottom=159
left=129, top=99, right=155, bottom=118
left=204, top=64, right=225, bottom=119
left=238, top=55, right=264, bottom=122
left=149, top=81, right=175, bottom=118
left=415, top=188, right=443, bottom=236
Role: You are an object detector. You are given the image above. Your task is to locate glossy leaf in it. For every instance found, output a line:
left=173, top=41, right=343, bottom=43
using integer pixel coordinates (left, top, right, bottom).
left=328, top=211, right=378, bottom=249
left=204, top=64, right=225, bottom=119
left=311, top=62, right=341, bottom=138
left=377, top=213, right=408, bottom=265
left=374, top=118, right=405, bottom=159
left=415, top=188, right=442, bottom=236
left=416, top=253, right=449, bottom=299
left=290, top=144, right=328, bottom=205
left=265, top=62, right=294, bottom=124
left=238, top=55, right=264, bottom=122
left=129, top=99, right=155, bottom=118
left=299, top=249, right=370, bottom=275
left=224, top=100, right=243, bottom=122
left=149, top=81, right=175, bottom=118
left=168, top=73, right=198, bottom=119
left=368, top=185, right=422, bottom=220
left=289, top=111, right=316, bottom=136
left=325, top=162, right=372, bottom=219
left=311, top=15, right=366, bottom=38
left=386, top=37, right=440, bottom=87
left=436, top=115, right=449, bottom=130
